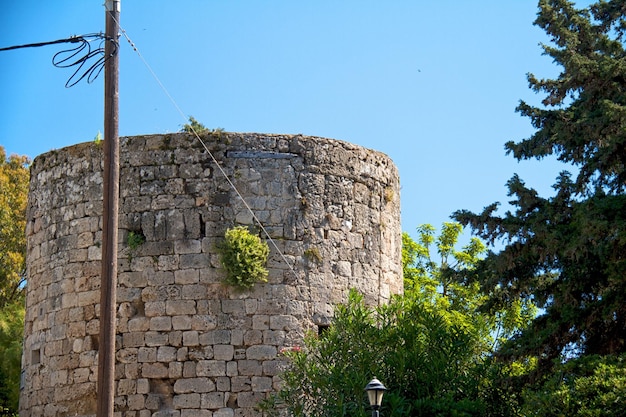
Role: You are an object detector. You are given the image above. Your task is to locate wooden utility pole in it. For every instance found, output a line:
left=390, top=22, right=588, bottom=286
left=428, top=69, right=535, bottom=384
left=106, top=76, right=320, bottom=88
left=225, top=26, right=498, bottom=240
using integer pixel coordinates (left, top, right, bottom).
left=97, top=1, right=120, bottom=416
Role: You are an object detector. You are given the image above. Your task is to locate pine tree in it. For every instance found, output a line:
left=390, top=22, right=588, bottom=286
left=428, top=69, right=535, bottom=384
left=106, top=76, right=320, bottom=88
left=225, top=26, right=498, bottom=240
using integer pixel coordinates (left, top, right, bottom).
left=454, top=0, right=626, bottom=370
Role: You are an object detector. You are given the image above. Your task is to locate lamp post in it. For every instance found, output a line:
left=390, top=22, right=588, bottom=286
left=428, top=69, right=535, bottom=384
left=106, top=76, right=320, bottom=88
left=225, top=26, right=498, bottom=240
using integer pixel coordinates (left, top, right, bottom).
left=365, top=377, right=387, bottom=417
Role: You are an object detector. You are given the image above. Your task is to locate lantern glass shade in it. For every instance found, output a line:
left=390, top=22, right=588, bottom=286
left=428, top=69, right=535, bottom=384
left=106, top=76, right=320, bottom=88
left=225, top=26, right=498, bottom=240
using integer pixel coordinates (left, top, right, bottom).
left=364, top=378, right=387, bottom=408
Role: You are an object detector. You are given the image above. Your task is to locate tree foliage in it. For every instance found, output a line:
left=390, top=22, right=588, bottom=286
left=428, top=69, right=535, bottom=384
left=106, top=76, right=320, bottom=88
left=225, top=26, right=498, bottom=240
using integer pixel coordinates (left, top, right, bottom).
left=454, top=0, right=626, bottom=372
left=0, top=146, right=29, bottom=308
left=264, top=224, right=528, bottom=416
left=0, top=145, right=28, bottom=416
left=0, top=300, right=24, bottom=415
left=403, top=223, right=535, bottom=350
left=521, top=354, right=626, bottom=417
left=263, top=290, right=489, bottom=417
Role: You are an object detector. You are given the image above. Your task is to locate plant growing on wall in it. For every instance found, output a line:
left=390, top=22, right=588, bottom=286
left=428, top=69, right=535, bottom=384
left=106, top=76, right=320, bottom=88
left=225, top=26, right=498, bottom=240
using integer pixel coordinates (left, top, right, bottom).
left=218, top=225, right=269, bottom=289
left=181, top=116, right=225, bottom=141
left=127, top=231, right=145, bottom=251
left=126, top=230, right=146, bottom=262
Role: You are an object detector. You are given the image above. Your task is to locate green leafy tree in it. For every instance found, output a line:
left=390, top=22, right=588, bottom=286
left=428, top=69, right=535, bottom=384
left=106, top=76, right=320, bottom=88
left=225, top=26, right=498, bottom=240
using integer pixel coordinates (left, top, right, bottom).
left=403, top=223, right=535, bottom=351
left=521, top=354, right=626, bottom=417
left=454, top=0, right=626, bottom=372
left=263, top=290, right=488, bottom=417
left=0, top=146, right=29, bottom=308
left=0, top=146, right=28, bottom=416
left=403, top=223, right=486, bottom=318
left=0, top=301, right=24, bottom=415
left=264, top=224, right=530, bottom=416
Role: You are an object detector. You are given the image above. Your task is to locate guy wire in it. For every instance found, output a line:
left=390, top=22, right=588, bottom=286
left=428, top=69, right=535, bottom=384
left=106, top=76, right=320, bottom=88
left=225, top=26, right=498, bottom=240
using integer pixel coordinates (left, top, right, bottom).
left=114, top=17, right=300, bottom=280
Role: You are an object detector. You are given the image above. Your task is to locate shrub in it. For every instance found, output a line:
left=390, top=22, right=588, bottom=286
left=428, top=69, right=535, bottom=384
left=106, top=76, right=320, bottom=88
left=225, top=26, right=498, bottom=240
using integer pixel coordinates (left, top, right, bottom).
left=218, top=226, right=269, bottom=289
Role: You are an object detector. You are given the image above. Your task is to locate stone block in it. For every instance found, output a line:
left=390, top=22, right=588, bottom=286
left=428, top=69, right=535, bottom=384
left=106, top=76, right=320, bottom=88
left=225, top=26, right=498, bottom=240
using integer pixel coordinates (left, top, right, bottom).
left=201, top=392, right=225, bottom=409
left=216, top=376, right=230, bottom=392
left=262, top=360, right=286, bottom=376
left=172, top=315, right=192, bottom=330
left=150, top=316, right=172, bottom=331
left=158, top=254, right=179, bottom=271
left=166, top=300, right=196, bottom=315
left=196, top=360, right=226, bottom=377
left=251, top=315, right=269, bottom=330
left=243, top=330, right=262, bottom=345
left=125, top=362, right=140, bottom=380
left=214, top=345, right=234, bottom=361
left=246, top=345, right=276, bottom=360
left=117, top=348, right=138, bottom=364
left=197, top=330, right=219, bottom=346
left=137, top=378, right=150, bottom=394
left=157, top=346, right=177, bottom=362
left=144, top=301, right=166, bottom=317
left=50, top=369, right=68, bottom=385
left=221, top=300, right=245, bottom=315
left=213, top=408, right=235, bottom=417
left=128, top=317, right=150, bottom=332
left=231, top=329, right=244, bottom=346
left=145, top=331, right=169, bottom=346
left=237, top=360, right=261, bottom=376
left=77, top=290, right=99, bottom=306
left=251, top=376, right=272, bottom=392
left=127, top=393, right=146, bottom=410
left=262, top=330, right=285, bottom=345
left=141, top=363, right=168, bottom=379
left=181, top=284, right=207, bottom=300
left=191, top=315, right=217, bottom=331
left=173, top=392, right=201, bottom=409
left=179, top=253, right=210, bottom=269
left=174, top=239, right=202, bottom=255
left=256, top=300, right=285, bottom=315
left=169, top=361, right=183, bottom=379
left=123, top=332, right=145, bottom=348
left=119, top=271, right=147, bottom=288
left=170, top=330, right=183, bottom=347
left=137, top=347, right=156, bottom=362
left=181, top=410, right=211, bottom=417
left=226, top=361, right=238, bottom=377
left=182, top=331, right=199, bottom=346
left=244, top=299, right=258, bottom=314
left=173, top=377, right=216, bottom=394
left=117, top=378, right=136, bottom=396
left=145, top=393, right=162, bottom=411
left=232, top=376, right=252, bottom=393
left=183, top=361, right=196, bottom=378
left=174, top=269, right=199, bottom=284
left=237, top=392, right=265, bottom=408
left=146, top=271, right=175, bottom=286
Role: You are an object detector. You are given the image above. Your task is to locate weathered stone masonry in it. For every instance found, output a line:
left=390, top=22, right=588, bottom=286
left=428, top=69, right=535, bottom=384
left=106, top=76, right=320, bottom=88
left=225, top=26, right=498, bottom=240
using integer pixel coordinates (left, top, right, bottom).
left=21, top=133, right=402, bottom=417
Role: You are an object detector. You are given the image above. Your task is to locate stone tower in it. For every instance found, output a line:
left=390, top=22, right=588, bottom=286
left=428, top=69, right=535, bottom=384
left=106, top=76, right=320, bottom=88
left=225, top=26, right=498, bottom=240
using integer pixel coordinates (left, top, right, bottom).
left=20, top=132, right=402, bottom=417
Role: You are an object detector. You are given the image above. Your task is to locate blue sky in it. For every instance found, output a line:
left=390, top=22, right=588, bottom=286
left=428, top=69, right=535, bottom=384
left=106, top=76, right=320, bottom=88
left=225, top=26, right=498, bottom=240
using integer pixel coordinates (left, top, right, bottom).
left=0, top=1, right=589, bottom=244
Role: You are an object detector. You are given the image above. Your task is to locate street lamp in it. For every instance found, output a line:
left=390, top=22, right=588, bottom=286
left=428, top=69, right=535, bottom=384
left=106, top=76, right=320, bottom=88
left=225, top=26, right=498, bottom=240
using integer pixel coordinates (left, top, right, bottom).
left=364, top=377, right=387, bottom=417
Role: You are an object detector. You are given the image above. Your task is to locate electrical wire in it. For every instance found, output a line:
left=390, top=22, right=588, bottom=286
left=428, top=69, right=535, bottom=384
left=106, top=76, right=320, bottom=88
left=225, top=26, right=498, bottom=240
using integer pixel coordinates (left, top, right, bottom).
left=53, top=34, right=117, bottom=88
left=0, top=35, right=84, bottom=51
left=114, top=18, right=300, bottom=280
left=0, top=33, right=117, bottom=88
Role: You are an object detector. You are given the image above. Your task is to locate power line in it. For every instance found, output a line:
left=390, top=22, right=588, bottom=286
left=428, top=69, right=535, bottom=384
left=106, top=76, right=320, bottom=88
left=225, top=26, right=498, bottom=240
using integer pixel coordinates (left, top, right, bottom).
left=0, top=35, right=85, bottom=51
left=0, top=33, right=117, bottom=87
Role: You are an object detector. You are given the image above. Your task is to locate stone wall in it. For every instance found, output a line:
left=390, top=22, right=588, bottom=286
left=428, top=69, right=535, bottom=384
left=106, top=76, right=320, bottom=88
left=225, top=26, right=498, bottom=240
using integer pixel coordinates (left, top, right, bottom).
left=20, top=132, right=402, bottom=417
